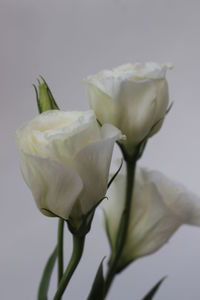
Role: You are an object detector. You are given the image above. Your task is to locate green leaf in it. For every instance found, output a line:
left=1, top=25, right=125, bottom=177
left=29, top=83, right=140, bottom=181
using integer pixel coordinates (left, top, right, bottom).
left=33, top=77, right=59, bottom=114
left=141, top=276, right=167, bottom=300
left=37, top=246, right=57, bottom=300
left=87, top=258, right=105, bottom=300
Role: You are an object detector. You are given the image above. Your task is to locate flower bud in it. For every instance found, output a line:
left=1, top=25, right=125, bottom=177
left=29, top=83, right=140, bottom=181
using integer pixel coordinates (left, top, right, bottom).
left=33, top=77, right=59, bottom=113
left=16, top=110, right=122, bottom=222
left=85, top=63, right=172, bottom=156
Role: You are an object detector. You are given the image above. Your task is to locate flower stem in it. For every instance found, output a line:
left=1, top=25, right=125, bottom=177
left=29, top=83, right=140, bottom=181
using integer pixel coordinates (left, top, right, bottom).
left=103, top=159, right=136, bottom=298
left=57, top=218, right=64, bottom=285
left=53, top=234, right=85, bottom=300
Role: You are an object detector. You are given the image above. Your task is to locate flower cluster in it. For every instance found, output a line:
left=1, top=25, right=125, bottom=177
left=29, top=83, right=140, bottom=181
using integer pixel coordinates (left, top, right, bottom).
left=16, top=63, right=200, bottom=300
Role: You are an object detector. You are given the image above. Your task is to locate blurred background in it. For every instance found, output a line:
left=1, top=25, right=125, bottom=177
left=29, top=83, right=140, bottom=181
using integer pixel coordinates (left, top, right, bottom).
left=1, top=0, right=200, bottom=299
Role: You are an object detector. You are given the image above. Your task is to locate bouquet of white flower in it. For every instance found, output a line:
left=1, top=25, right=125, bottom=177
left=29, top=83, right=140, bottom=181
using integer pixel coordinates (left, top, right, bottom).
left=15, top=63, right=200, bottom=300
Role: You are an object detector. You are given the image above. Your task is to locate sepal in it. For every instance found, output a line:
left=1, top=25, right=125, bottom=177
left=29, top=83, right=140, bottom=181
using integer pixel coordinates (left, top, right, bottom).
left=107, top=158, right=123, bottom=189
left=67, top=196, right=107, bottom=237
left=118, top=102, right=173, bottom=162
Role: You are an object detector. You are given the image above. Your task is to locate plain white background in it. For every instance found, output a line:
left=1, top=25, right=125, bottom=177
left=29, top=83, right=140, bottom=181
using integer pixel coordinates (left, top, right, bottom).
left=1, top=0, right=200, bottom=299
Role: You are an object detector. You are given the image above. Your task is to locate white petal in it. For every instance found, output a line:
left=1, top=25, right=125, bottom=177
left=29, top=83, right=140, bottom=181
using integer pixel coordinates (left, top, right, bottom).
left=71, top=125, right=121, bottom=218
left=104, top=167, right=200, bottom=267
left=19, top=151, right=83, bottom=219
left=85, top=71, right=122, bottom=98
left=86, top=83, right=119, bottom=126
left=128, top=62, right=173, bottom=79
left=48, top=113, right=101, bottom=165
left=145, top=169, right=200, bottom=226
left=16, top=110, right=100, bottom=159
left=100, top=123, right=125, bottom=140
left=117, top=79, right=158, bottom=146
left=103, top=174, right=125, bottom=251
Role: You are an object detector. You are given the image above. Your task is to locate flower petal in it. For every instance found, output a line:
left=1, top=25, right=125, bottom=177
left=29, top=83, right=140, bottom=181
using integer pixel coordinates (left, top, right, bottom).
left=104, top=167, right=200, bottom=267
left=86, top=83, right=119, bottom=126
left=16, top=110, right=101, bottom=160
left=116, top=80, right=158, bottom=145
left=146, top=169, right=200, bottom=226
left=19, top=151, right=83, bottom=219
left=71, top=125, right=122, bottom=218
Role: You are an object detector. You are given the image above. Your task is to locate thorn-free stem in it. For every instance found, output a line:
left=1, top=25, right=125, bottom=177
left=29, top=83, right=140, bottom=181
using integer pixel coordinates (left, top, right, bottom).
left=53, top=234, right=85, bottom=300
left=103, top=158, right=136, bottom=298
left=57, top=218, right=64, bottom=286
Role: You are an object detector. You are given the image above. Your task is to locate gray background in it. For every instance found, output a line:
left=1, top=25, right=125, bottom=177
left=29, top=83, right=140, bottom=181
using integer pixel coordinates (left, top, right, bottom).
left=1, top=0, right=200, bottom=299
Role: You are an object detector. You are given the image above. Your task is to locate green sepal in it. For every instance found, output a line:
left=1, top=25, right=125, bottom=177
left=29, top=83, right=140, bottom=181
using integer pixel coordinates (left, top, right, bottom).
left=37, top=246, right=57, bottom=300
left=107, top=158, right=123, bottom=189
left=118, top=102, right=173, bottom=161
left=67, top=196, right=107, bottom=237
left=33, top=77, right=59, bottom=114
left=67, top=212, right=94, bottom=237
left=87, top=258, right=105, bottom=300
left=141, top=276, right=167, bottom=300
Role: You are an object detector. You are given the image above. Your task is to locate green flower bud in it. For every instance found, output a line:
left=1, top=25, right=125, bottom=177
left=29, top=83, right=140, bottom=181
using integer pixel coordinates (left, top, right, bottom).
left=33, top=77, right=59, bottom=113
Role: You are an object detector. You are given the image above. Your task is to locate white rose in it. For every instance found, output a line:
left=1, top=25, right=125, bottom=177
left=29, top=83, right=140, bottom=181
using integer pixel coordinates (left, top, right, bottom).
left=16, top=110, right=122, bottom=220
left=85, top=63, right=172, bottom=155
left=104, top=167, right=200, bottom=269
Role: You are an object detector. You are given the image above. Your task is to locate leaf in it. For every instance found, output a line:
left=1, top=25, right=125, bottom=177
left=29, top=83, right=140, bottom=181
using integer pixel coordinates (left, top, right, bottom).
left=87, top=258, right=105, bottom=300
left=141, top=276, right=167, bottom=300
left=37, top=246, right=57, bottom=300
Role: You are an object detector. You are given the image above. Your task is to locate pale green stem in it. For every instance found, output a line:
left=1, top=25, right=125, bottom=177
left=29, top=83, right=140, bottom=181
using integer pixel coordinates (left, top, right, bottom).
left=57, top=218, right=64, bottom=286
left=53, top=235, right=85, bottom=300
left=103, top=159, right=136, bottom=299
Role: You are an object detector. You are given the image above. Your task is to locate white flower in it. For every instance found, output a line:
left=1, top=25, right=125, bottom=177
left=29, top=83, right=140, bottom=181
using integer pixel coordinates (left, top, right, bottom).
left=85, top=63, right=172, bottom=155
left=16, top=110, right=122, bottom=220
left=104, top=167, right=200, bottom=268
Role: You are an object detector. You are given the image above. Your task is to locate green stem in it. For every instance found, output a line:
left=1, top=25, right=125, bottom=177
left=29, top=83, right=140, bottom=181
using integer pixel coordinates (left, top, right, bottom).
left=103, top=159, right=136, bottom=298
left=53, top=235, right=85, bottom=300
left=57, top=218, right=64, bottom=285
